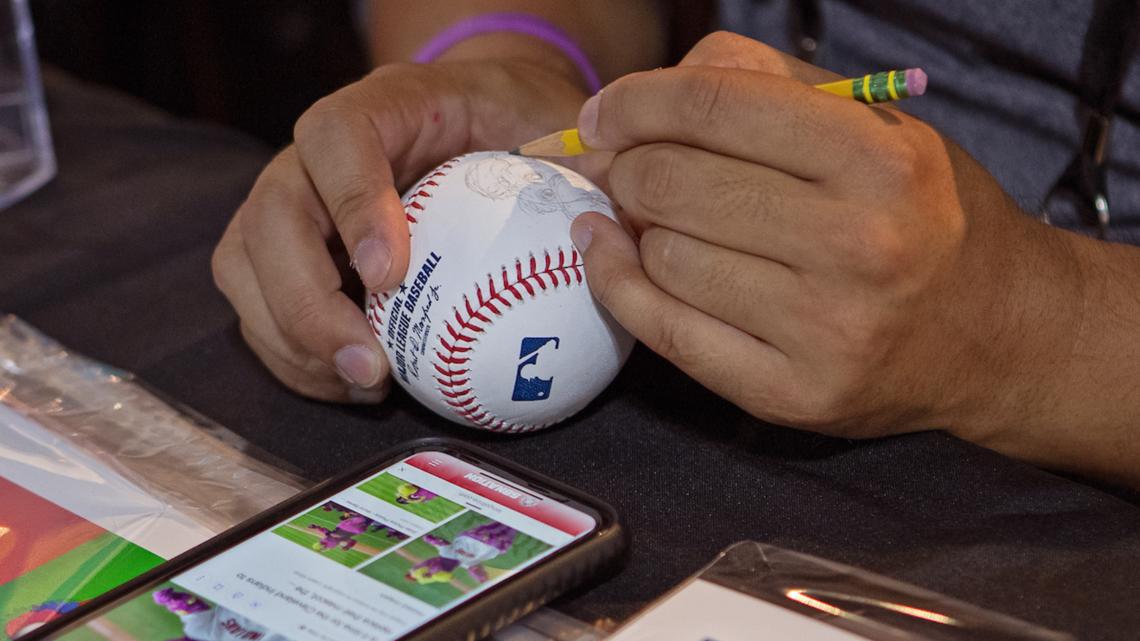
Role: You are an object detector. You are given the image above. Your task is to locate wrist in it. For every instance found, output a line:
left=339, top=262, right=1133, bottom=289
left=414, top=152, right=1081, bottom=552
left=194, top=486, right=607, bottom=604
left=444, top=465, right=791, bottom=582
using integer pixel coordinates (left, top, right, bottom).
left=426, top=56, right=589, bottom=154
left=925, top=211, right=1087, bottom=451
left=434, top=32, right=592, bottom=95
left=414, top=13, right=601, bottom=96
left=1012, top=230, right=1140, bottom=485
left=946, top=216, right=1140, bottom=484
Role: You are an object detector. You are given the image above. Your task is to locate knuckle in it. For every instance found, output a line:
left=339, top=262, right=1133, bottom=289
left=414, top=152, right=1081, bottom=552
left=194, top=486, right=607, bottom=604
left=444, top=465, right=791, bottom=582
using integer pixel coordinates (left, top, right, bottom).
left=276, top=287, right=325, bottom=339
left=371, top=61, right=419, bottom=80
left=209, top=241, right=234, bottom=296
left=852, top=223, right=913, bottom=283
left=721, top=170, right=783, bottom=227
left=692, top=31, right=741, bottom=57
left=679, top=71, right=732, bottom=133
left=238, top=170, right=300, bottom=241
left=700, top=30, right=739, bottom=47
left=784, top=381, right=856, bottom=431
left=866, top=132, right=922, bottom=186
left=649, top=312, right=691, bottom=365
left=293, top=95, right=340, bottom=145
left=588, top=262, right=639, bottom=309
left=235, top=197, right=288, bottom=258
left=624, top=145, right=681, bottom=218
left=832, top=216, right=913, bottom=284
left=325, top=174, right=378, bottom=227
left=297, top=352, right=337, bottom=380
left=831, top=304, right=890, bottom=363
left=280, top=368, right=342, bottom=402
left=692, top=31, right=781, bottom=70
left=234, top=197, right=263, bottom=240
left=637, top=227, right=677, bottom=281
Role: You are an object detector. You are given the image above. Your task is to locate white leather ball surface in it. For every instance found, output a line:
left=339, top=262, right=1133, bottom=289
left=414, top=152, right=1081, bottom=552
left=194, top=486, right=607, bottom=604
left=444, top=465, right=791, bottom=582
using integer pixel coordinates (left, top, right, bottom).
left=367, top=151, right=634, bottom=432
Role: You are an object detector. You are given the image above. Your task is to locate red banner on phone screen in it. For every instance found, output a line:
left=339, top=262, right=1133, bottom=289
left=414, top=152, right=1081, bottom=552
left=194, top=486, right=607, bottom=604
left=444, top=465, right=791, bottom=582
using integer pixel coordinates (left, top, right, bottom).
left=405, top=453, right=594, bottom=536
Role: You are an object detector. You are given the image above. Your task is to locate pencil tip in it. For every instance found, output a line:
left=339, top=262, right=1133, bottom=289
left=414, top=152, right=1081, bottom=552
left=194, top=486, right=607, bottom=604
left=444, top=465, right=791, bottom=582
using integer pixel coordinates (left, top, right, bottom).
left=508, top=148, right=521, bottom=156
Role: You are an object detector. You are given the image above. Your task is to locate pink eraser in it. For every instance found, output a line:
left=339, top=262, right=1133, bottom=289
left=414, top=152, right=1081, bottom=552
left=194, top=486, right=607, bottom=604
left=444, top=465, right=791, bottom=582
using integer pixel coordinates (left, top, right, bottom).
left=905, top=68, right=928, bottom=97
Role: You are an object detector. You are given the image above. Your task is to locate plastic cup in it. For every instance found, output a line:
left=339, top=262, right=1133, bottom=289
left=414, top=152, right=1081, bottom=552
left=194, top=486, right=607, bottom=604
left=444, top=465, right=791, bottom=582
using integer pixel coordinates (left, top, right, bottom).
left=0, top=0, right=53, bottom=210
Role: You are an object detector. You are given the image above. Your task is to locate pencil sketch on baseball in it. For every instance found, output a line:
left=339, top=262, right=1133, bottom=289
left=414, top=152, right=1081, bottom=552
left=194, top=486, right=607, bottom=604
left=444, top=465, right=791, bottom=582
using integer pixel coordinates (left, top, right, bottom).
left=464, top=154, right=609, bottom=220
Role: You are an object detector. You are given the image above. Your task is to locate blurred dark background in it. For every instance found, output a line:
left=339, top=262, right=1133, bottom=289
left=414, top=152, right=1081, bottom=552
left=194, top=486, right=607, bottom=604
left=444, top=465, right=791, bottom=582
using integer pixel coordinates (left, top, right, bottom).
left=29, top=1, right=714, bottom=148
left=31, top=0, right=371, bottom=147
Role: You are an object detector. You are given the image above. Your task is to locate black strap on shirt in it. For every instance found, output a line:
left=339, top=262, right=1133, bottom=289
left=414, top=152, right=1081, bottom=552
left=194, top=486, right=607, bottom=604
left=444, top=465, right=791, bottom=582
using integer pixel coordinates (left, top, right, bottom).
left=782, top=0, right=1140, bottom=238
left=1042, top=0, right=1140, bottom=237
left=789, top=0, right=822, bottom=63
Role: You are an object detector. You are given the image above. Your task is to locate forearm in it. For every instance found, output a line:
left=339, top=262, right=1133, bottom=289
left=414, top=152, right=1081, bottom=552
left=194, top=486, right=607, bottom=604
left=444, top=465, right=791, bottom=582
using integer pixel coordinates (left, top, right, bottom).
left=368, top=0, right=667, bottom=87
left=958, top=218, right=1140, bottom=487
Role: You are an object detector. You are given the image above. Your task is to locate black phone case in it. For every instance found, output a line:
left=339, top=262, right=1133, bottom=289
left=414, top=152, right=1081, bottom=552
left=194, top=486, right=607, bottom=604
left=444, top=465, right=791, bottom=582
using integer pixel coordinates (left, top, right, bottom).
left=28, top=437, right=626, bottom=641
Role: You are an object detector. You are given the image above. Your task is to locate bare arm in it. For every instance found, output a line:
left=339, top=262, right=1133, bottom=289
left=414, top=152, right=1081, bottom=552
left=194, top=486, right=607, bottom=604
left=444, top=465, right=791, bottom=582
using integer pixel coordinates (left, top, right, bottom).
left=369, top=0, right=668, bottom=86
left=965, top=233, right=1140, bottom=488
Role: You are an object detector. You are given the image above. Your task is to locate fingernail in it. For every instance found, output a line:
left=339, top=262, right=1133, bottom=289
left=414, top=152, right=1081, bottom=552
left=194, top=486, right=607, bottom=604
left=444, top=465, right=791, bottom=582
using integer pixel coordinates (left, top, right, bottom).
left=334, top=344, right=382, bottom=387
left=353, top=237, right=391, bottom=290
left=571, top=220, right=594, bottom=252
left=577, top=92, right=601, bottom=146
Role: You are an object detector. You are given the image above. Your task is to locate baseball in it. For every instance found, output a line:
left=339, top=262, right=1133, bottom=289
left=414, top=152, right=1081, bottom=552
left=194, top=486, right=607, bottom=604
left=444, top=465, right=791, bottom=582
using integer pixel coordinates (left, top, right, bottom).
left=367, top=151, right=634, bottom=433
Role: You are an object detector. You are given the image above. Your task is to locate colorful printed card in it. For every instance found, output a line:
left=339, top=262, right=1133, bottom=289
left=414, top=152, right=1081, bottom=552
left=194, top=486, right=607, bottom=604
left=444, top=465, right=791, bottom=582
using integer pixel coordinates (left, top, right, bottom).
left=0, top=404, right=214, bottom=639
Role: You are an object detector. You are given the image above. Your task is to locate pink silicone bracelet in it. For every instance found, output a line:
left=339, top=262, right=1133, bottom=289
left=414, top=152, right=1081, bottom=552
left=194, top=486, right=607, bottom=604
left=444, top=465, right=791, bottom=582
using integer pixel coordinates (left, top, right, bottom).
left=412, top=12, right=602, bottom=94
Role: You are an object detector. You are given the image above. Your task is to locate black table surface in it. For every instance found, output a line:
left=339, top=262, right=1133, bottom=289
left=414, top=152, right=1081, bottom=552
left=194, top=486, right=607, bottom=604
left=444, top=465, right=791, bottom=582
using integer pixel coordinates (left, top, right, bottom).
left=4, top=71, right=1140, bottom=641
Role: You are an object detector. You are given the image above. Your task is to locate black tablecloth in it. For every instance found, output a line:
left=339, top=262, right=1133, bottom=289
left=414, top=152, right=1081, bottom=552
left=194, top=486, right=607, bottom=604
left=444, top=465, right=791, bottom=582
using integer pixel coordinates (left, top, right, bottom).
left=4, top=71, right=1140, bottom=641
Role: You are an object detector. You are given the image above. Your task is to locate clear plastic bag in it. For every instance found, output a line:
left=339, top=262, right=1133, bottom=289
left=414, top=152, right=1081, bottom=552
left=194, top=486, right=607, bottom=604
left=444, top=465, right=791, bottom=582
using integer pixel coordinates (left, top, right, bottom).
left=0, top=315, right=306, bottom=639
left=607, top=541, right=1075, bottom=641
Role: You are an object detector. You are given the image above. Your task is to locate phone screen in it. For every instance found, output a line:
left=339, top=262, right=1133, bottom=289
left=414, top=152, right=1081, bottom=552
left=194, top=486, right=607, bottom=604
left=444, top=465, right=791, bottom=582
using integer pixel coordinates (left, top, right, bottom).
left=54, top=451, right=598, bottom=641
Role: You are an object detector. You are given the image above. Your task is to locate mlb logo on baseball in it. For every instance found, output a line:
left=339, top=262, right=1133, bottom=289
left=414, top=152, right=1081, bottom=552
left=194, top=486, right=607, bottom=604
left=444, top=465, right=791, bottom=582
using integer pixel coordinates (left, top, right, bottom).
left=512, top=336, right=559, bottom=402
left=367, top=152, right=633, bottom=433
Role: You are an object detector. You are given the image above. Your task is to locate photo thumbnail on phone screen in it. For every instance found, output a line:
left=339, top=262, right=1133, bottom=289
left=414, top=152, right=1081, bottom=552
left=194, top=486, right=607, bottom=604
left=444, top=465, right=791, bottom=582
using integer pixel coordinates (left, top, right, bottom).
left=53, top=452, right=598, bottom=641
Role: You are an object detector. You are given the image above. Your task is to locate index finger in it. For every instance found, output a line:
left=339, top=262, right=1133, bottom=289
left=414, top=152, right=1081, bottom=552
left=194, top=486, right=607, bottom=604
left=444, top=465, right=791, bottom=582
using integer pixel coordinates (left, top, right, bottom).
left=578, top=66, right=901, bottom=182
left=294, top=99, right=412, bottom=293
left=292, top=65, right=471, bottom=293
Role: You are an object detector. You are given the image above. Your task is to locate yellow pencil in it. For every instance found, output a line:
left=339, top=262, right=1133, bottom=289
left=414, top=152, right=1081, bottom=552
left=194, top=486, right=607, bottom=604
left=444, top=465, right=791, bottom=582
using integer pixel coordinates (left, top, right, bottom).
left=511, top=68, right=927, bottom=158
left=816, top=68, right=927, bottom=104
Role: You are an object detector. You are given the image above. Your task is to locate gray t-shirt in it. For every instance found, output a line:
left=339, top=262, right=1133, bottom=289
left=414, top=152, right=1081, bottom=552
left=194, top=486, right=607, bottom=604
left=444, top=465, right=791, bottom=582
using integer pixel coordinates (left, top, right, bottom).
left=720, top=0, right=1140, bottom=243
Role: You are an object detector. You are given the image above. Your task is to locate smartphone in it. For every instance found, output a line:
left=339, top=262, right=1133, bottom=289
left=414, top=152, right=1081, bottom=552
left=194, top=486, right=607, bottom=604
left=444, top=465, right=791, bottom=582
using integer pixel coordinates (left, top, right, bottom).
left=26, top=438, right=624, bottom=641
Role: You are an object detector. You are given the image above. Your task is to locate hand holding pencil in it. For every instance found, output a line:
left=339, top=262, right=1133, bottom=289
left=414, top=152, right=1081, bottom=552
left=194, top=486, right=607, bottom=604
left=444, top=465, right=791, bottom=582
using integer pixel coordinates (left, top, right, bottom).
left=561, top=31, right=1066, bottom=450
left=514, top=68, right=927, bottom=157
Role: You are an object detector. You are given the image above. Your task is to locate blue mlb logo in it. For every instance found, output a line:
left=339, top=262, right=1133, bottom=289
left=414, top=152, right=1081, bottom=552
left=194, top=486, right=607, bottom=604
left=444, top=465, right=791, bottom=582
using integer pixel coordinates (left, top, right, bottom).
left=512, top=337, right=560, bottom=401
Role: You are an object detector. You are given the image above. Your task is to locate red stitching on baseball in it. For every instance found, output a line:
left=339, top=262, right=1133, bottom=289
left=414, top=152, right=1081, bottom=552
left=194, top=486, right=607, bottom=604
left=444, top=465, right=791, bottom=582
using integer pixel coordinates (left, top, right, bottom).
left=369, top=293, right=386, bottom=313
left=433, top=247, right=585, bottom=433
left=402, top=156, right=461, bottom=225
left=438, top=337, right=472, bottom=354
left=434, top=362, right=469, bottom=377
left=364, top=153, right=591, bottom=434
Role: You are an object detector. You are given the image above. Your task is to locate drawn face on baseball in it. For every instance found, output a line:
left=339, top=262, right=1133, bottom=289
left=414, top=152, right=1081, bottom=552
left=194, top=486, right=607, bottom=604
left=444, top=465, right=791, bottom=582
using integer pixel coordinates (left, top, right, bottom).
left=463, top=156, right=542, bottom=199
left=367, top=152, right=633, bottom=432
left=464, top=155, right=610, bottom=220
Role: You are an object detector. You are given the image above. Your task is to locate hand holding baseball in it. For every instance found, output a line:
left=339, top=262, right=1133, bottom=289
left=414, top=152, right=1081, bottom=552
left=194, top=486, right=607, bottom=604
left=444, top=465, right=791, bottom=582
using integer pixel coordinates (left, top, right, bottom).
left=368, top=152, right=632, bottom=432
left=571, top=33, right=1086, bottom=445
left=210, top=60, right=588, bottom=403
